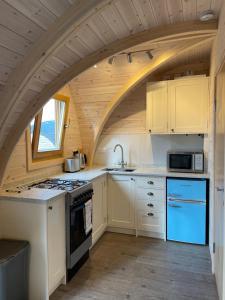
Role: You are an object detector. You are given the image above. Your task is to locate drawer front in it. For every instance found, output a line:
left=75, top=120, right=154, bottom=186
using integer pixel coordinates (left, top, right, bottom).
left=136, top=176, right=165, bottom=189
left=137, top=210, right=164, bottom=233
left=135, top=188, right=165, bottom=201
left=136, top=199, right=164, bottom=212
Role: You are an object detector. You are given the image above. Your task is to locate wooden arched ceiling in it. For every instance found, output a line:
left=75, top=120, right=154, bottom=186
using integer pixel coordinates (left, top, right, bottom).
left=0, top=0, right=221, bottom=183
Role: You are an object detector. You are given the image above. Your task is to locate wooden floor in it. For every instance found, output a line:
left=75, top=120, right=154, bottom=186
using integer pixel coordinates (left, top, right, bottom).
left=50, top=232, right=218, bottom=300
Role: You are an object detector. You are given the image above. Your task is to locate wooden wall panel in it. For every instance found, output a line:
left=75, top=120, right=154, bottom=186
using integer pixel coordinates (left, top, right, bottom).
left=2, top=85, right=82, bottom=187
left=68, top=56, right=153, bottom=159
left=102, top=83, right=146, bottom=135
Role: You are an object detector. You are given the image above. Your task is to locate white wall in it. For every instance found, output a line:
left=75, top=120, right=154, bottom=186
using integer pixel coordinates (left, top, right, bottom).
left=94, top=133, right=207, bottom=170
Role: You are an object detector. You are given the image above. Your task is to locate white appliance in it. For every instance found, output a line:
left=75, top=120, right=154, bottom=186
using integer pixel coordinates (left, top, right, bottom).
left=64, top=151, right=80, bottom=172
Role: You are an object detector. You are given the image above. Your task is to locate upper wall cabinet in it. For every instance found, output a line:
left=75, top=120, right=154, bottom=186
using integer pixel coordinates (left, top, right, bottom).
left=146, top=77, right=209, bottom=134
left=146, top=81, right=168, bottom=134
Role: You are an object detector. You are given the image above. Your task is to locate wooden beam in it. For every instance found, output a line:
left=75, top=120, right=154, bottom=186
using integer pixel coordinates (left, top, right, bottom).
left=89, top=37, right=214, bottom=165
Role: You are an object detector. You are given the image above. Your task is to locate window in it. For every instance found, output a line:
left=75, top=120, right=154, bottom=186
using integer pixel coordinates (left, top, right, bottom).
left=31, top=94, right=69, bottom=160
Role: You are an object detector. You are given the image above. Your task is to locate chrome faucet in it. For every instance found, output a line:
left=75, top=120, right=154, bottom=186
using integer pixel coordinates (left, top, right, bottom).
left=113, top=144, right=127, bottom=169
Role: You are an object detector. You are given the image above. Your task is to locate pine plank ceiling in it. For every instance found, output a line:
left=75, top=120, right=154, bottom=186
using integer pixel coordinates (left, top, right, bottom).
left=0, top=0, right=221, bottom=86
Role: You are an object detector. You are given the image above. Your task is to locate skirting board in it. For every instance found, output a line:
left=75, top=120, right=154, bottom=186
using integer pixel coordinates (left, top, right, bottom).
left=106, top=226, right=164, bottom=239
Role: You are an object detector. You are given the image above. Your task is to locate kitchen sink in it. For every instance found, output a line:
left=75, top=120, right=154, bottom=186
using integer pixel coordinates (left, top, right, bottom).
left=102, top=168, right=136, bottom=172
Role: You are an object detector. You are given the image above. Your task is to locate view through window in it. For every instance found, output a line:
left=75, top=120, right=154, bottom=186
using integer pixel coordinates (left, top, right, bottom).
left=30, top=95, right=69, bottom=159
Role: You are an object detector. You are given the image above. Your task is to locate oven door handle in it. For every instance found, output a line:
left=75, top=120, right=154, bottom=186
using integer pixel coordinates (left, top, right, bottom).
left=71, top=203, right=85, bottom=211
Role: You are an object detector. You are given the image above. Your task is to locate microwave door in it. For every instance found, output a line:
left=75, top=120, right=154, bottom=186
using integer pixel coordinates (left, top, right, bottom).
left=168, top=154, right=193, bottom=172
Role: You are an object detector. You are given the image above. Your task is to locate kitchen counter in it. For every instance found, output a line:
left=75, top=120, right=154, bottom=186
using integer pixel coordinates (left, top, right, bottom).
left=0, top=187, right=66, bottom=203
left=0, top=166, right=209, bottom=202
left=53, top=166, right=210, bottom=179
left=52, top=168, right=107, bottom=181
left=112, top=167, right=210, bottom=178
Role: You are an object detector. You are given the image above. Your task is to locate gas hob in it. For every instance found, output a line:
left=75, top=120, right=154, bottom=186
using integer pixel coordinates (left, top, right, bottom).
left=30, top=178, right=90, bottom=192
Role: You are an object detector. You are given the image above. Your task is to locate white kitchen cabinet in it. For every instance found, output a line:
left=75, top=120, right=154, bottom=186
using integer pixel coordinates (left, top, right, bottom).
left=108, top=175, right=135, bottom=229
left=135, top=176, right=166, bottom=239
left=47, top=197, right=66, bottom=296
left=92, top=175, right=107, bottom=245
left=136, top=211, right=165, bottom=234
left=146, top=76, right=209, bottom=134
left=136, top=176, right=165, bottom=190
left=168, top=77, right=209, bottom=133
left=146, top=81, right=168, bottom=133
left=0, top=195, right=66, bottom=300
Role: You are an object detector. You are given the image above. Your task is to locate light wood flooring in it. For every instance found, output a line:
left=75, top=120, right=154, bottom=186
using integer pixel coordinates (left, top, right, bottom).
left=50, top=232, right=218, bottom=300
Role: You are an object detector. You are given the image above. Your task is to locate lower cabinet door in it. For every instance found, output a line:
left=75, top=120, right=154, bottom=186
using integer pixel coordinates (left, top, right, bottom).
left=92, top=176, right=107, bottom=244
left=108, top=175, right=135, bottom=229
left=47, top=197, right=66, bottom=295
left=137, top=210, right=164, bottom=233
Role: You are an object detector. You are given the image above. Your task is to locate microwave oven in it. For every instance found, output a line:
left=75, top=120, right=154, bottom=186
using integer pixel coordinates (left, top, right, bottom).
left=167, top=152, right=204, bottom=173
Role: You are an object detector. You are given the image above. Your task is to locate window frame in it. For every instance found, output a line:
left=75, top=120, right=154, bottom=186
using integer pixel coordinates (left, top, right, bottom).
left=31, top=94, right=69, bottom=160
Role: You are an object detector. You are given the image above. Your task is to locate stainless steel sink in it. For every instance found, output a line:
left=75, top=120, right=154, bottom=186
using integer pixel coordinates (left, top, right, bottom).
left=102, top=168, right=136, bottom=172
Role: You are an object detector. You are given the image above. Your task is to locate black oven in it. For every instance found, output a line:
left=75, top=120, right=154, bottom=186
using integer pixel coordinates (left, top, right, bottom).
left=66, top=187, right=93, bottom=281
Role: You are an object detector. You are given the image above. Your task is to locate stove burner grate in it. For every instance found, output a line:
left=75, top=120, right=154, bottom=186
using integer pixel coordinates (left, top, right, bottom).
left=29, top=178, right=89, bottom=192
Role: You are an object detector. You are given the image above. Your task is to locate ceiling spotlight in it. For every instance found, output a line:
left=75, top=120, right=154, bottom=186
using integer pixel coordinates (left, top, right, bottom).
left=127, top=53, right=132, bottom=63
left=108, top=56, right=115, bottom=65
left=146, top=51, right=153, bottom=60
left=199, top=10, right=215, bottom=21
left=93, top=64, right=97, bottom=68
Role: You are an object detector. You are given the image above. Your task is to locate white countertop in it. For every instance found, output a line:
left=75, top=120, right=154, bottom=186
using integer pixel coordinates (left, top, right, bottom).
left=52, top=168, right=107, bottom=181
left=0, top=188, right=66, bottom=203
left=53, top=166, right=209, bottom=179
left=0, top=166, right=209, bottom=202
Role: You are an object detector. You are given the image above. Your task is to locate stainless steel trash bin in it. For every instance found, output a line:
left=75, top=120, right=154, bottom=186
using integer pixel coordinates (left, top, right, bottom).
left=0, top=239, right=30, bottom=300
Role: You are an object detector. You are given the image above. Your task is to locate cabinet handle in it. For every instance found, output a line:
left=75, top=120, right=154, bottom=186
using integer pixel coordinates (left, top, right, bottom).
left=171, top=128, right=174, bottom=132
left=131, top=178, right=135, bottom=181
left=147, top=181, right=154, bottom=185
left=147, top=192, right=154, bottom=196
left=147, top=203, right=154, bottom=207
left=149, top=129, right=151, bottom=133
left=147, top=212, right=154, bottom=216
left=48, top=206, right=53, bottom=210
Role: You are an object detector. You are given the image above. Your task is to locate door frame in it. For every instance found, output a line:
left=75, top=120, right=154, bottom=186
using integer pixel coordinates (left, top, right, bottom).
left=214, top=61, right=225, bottom=300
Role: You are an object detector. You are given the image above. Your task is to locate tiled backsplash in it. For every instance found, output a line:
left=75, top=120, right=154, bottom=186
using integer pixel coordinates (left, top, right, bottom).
left=94, top=133, right=207, bottom=170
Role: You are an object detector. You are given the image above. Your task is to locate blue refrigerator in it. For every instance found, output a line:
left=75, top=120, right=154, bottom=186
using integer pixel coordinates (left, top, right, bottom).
left=167, top=178, right=208, bottom=245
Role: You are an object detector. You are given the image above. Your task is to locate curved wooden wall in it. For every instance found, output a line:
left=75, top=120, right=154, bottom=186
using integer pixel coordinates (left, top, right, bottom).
left=0, top=0, right=218, bottom=184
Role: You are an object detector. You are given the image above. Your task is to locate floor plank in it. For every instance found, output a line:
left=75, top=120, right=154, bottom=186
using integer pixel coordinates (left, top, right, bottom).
left=50, top=232, right=218, bottom=300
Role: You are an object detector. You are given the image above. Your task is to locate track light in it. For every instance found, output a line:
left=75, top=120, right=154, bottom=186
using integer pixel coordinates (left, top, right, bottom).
left=146, top=51, right=153, bottom=60
left=107, top=49, right=154, bottom=65
left=108, top=56, right=115, bottom=65
left=127, top=53, right=132, bottom=63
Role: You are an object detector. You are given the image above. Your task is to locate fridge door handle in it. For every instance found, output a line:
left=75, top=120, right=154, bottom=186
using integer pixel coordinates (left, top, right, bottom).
left=167, top=198, right=205, bottom=204
left=168, top=204, right=181, bottom=208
